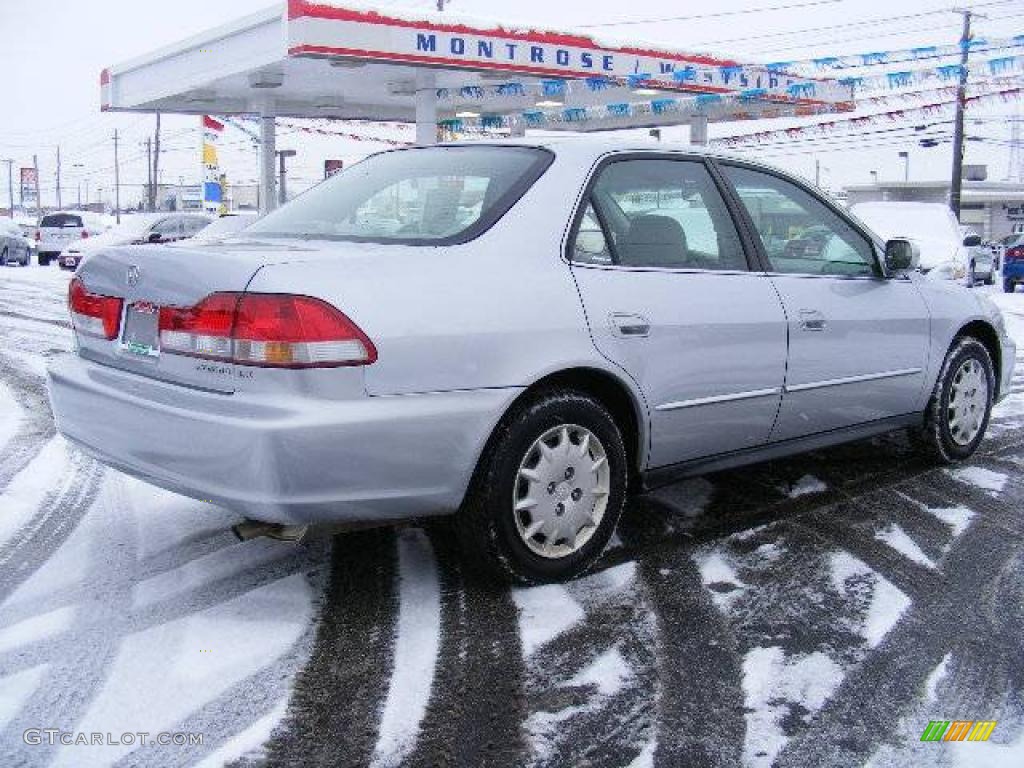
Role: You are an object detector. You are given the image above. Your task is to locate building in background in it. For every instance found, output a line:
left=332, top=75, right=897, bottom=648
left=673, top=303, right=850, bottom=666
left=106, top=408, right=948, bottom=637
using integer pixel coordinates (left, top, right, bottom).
left=844, top=166, right=1024, bottom=239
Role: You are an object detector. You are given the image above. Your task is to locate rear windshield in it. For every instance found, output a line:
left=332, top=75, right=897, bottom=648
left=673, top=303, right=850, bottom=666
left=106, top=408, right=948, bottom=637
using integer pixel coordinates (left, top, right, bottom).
left=41, top=213, right=83, bottom=228
left=246, top=145, right=553, bottom=245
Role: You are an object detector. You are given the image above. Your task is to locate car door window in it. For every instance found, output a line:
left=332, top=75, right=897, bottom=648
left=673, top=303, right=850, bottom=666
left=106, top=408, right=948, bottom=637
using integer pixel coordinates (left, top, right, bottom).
left=722, top=165, right=879, bottom=277
left=151, top=218, right=184, bottom=242
left=182, top=217, right=210, bottom=237
left=573, top=158, right=747, bottom=271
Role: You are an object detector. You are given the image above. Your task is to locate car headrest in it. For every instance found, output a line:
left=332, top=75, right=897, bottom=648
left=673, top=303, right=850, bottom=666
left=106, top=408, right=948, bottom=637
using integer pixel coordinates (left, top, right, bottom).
left=618, top=214, right=688, bottom=267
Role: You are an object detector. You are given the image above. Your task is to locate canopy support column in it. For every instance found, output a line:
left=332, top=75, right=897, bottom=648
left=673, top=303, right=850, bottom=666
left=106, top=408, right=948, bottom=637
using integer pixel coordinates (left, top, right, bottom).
left=260, top=106, right=277, bottom=214
left=415, top=71, right=438, bottom=145
left=689, top=115, right=709, bottom=146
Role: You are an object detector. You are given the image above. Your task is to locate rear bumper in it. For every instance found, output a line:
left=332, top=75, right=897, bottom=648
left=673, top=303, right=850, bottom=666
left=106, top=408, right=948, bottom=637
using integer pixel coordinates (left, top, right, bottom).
left=48, top=353, right=519, bottom=524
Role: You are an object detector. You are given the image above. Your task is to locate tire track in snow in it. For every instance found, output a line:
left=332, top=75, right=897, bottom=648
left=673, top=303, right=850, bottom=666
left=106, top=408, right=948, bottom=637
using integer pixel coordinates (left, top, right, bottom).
left=402, top=524, right=526, bottom=768
left=773, top=465, right=1024, bottom=768
left=257, top=529, right=399, bottom=768
left=0, top=349, right=57, bottom=493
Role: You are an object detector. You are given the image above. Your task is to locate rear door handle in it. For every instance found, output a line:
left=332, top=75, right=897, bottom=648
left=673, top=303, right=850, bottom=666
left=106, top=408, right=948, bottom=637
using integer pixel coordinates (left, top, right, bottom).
left=610, top=312, right=650, bottom=338
left=798, top=309, right=827, bottom=332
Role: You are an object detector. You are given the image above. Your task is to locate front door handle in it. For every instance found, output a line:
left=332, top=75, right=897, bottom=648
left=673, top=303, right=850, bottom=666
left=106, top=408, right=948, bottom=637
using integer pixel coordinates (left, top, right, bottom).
left=610, top=312, right=650, bottom=337
left=798, top=309, right=827, bottom=332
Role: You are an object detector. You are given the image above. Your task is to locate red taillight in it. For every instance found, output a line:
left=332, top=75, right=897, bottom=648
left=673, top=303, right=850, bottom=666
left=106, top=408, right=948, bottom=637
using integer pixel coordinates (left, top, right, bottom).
left=159, top=293, right=376, bottom=368
left=34, top=230, right=40, bottom=241
left=81, top=230, right=89, bottom=239
left=68, top=277, right=123, bottom=340
left=1006, top=246, right=1024, bottom=260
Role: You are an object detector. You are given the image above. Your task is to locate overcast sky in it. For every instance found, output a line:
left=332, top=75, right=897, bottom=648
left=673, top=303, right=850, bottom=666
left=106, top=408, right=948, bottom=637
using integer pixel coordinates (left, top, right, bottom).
left=1, top=0, right=1022, bottom=209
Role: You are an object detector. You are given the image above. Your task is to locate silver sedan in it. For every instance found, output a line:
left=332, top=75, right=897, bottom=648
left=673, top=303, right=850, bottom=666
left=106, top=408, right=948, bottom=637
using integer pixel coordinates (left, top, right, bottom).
left=47, top=139, right=1016, bottom=583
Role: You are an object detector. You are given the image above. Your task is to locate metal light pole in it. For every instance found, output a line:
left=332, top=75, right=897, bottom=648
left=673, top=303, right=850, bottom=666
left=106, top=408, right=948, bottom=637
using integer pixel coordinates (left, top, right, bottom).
left=898, top=151, right=910, bottom=182
left=277, top=149, right=296, bottom=205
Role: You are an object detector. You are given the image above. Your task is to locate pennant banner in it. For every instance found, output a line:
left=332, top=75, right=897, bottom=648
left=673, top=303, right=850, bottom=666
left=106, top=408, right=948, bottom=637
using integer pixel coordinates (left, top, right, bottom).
left=712, top=86, right=1024, bottom=148
left=766, top=33, right=1024, bottom=73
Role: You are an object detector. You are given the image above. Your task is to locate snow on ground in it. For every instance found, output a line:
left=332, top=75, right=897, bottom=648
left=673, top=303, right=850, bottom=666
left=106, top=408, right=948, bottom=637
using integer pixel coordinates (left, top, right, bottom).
left=742, top=647, right=843, bottom=768
left=563, top=646, right=634, bottom=697
left=370, top=529, right=442, bottom=768
left=830, top=551, right=911, bottom=648
left=0, top=437, right=72, bottom=549
left=947, top=466, right=1009, bottom=494
left=513, top=583, right=586, bottom=657
left=875, top=524, right=937, bottom=569
left=783, top=474, right=828, bottom=498
left=0, top=266, right=324, bottom=767
left=0, top=378, right=22, bottom=449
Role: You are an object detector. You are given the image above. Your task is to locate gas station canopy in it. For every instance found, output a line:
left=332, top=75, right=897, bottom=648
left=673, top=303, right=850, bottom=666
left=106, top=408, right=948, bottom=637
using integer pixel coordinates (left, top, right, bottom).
left=100, top=0, right=854, bottom=209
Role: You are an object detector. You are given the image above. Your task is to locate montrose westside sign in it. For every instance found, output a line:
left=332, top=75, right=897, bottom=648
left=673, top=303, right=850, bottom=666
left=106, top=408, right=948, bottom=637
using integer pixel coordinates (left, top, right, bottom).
left=286, top=0, right=848, bottom=106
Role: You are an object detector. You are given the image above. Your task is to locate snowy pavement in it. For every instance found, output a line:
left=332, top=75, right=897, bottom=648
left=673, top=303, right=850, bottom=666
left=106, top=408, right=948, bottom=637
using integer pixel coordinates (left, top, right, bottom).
left=1, top=264, right=1024, bottom=767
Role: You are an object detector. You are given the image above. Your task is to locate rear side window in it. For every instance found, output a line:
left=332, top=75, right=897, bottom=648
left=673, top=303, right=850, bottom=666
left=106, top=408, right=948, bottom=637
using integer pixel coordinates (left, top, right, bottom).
left=572, top=158, right=748, bottom=271
left=41, top=213, right=83, bottom=228
left=246, top=145, right=553, bottom=245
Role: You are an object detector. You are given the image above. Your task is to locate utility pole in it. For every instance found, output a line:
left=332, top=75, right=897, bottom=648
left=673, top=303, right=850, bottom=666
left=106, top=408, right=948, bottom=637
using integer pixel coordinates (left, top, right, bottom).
left=152, top=113, right=161, bottom=211
left=113, top=130, right=121, bottom=224
left=436, top=0, right=446, bottom=10
left=55, top=145, right=62, bottom=210
left=950, top=8, right=982, bottom=220
left=32, top=154, right=41, bottom=225
left=899, top=151, right=910, bottom=182
left=145, top=137, right=153, bottom=211
left=815, top=158, right=821, bottom=186
left=2, top=159, right=12, bottom=218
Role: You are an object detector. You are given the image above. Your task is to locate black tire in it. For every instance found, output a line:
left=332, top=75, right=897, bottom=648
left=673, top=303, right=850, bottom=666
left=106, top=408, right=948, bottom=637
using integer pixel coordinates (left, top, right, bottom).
left=38, top=254, right=49, bottom=266
left=1007, top=279, right=1018, bottom=294
left=456, top=389, right=628, bottom=584
left=1, top=247, right=7, bottom=266
left=984, top=271, right=995, bottom=286
left=917, top=337, right=995, bottom=463
left=968, top=261, right=976, bottom=287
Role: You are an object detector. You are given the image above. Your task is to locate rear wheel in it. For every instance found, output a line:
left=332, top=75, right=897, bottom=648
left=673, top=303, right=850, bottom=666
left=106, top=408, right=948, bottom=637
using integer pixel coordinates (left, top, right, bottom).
left=38, top=253, right=50, bottom=266
left=917, top=337, right=995, bottom=463
left=1, top=247, right=7, bottom=266
left=456, top=389, right=627, bottom=584
left=1007, top=279, right=1018, bottom=294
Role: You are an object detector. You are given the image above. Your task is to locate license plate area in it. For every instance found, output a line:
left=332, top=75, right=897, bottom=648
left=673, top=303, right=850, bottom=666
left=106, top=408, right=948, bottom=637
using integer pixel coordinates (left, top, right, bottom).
left=120, top=301, right=160, bottom=358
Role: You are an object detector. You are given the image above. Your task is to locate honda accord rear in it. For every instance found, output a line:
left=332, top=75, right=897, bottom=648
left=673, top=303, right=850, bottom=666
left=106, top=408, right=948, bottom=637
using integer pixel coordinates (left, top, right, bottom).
left=47, top=145, right=580, bottom=539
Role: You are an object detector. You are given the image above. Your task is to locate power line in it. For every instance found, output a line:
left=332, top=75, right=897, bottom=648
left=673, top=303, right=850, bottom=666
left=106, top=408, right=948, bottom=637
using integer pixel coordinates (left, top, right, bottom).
left=579, top=0, right=844, bottom=29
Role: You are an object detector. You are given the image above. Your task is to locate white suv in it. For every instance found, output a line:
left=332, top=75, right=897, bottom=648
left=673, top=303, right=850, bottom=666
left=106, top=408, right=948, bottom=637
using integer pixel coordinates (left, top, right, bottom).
left=36, top=211, right=107, bottom=266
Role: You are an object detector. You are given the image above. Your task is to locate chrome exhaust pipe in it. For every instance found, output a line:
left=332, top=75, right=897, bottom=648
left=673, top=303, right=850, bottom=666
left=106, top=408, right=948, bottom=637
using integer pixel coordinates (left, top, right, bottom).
left=232, top=519, right=309, bottom=543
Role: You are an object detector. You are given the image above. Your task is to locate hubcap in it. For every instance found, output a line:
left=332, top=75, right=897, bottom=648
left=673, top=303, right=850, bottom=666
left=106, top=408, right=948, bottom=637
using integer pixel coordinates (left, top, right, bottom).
left=513, top=424, right=611, bottom=559
left=947, top=357, right=988, bottom=446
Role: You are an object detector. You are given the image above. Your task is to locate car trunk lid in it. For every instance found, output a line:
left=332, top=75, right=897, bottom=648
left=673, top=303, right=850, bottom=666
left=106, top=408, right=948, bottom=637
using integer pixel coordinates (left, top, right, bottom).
left=72, top=239, right=333, bottom=392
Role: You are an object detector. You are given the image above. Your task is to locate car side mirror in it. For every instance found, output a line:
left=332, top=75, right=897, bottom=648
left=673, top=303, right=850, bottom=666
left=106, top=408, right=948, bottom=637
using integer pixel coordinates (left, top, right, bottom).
left=963, top=233, right=982, bottom=247
left=148, top=232, right=162, bottom=243
left=884, top=238, right=920, bottom=273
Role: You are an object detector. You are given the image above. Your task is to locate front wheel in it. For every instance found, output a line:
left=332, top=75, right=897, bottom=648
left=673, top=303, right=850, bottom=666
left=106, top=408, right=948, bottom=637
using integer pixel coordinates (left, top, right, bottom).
left=456, top=389, right=628, bottom=584
left=918, top=337, right=995, bottom=463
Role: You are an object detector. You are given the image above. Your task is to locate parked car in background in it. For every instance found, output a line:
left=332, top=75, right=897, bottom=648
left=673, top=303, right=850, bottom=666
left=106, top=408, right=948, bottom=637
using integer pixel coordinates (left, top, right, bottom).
left=47, top=141, right=1015, bottom=583
left=959, top=225, right=996, bottom=285
left=59, top=213, right=213, bottom=271
left=1001, top=233, right=1024, bottom=292
left=0, top=219, right=31, bottom=266
left=182, top=211, right=258, bottom=243
left=36, top=211, right=107, bottom=266
left=849, top=202, right=990, bottom=285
